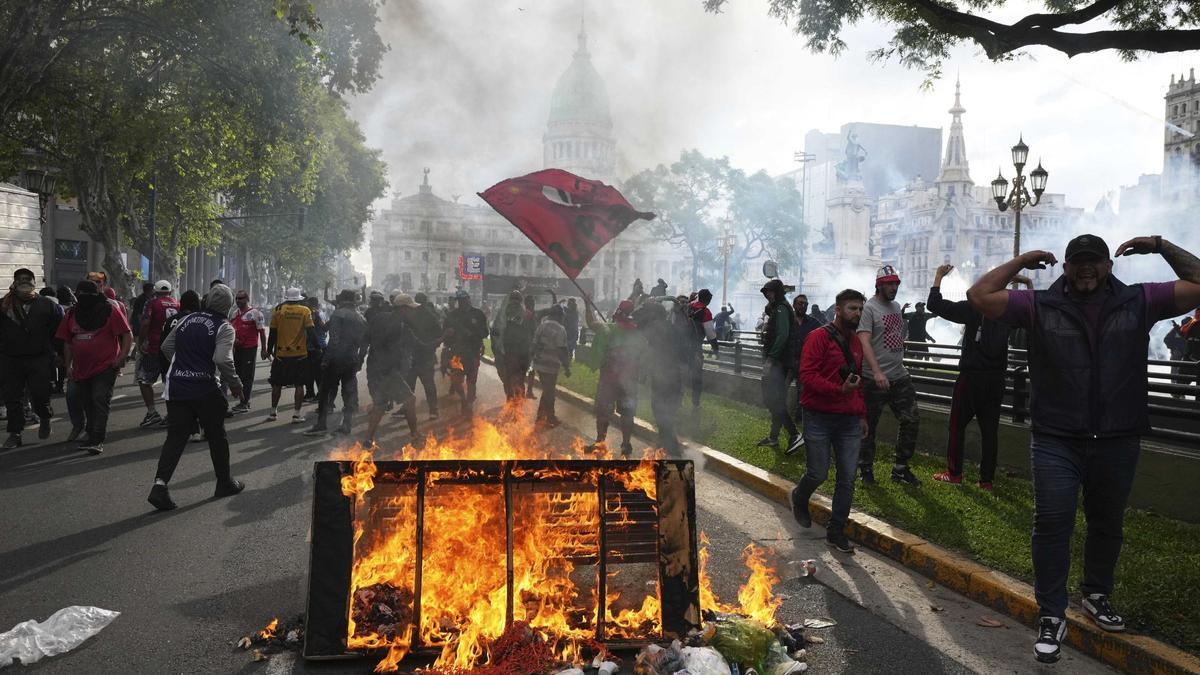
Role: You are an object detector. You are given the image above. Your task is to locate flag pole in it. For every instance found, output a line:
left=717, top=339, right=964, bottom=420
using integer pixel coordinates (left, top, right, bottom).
left=568, top=275, right=605, bottom=322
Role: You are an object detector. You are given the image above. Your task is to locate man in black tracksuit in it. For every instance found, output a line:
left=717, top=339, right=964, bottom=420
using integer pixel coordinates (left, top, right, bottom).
left=927, top=264, right=1025, bottom=489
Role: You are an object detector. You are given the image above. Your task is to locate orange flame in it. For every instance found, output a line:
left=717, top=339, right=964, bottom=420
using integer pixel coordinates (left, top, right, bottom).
left=257, top=617, right=279, bottom=641
left=335, top=409, right=665, bottom=672
left=698, top=534, right=782, bottom=627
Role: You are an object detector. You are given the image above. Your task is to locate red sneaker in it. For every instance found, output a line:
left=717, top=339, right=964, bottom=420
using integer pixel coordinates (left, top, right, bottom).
left=932, top=471, right=962, bottom=485
left=977, top=481, right=994, bottom=492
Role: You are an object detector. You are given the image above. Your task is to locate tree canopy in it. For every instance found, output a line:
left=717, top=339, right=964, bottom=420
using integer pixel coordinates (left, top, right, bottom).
left=0, top=0, right=388, bottom=297
left=624, top=149, right=806, bottom=291
left=703, top=0, right=1200, bottom=80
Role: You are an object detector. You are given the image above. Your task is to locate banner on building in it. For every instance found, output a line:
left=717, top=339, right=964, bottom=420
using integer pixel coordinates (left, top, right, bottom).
left=458, top=254, right=483, bottom=280
left=478, top=169, right=655, bottom=280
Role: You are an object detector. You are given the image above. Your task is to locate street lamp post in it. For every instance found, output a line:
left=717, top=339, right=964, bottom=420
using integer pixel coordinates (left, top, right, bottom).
left=991, top=136, right=1049, bottom=288
left=717, top=230, right=738, bottom=306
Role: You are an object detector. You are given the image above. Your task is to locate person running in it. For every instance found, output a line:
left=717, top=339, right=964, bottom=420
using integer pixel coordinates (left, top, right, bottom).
left=0, top=268, right=61, bottom=449
left=967, top=233, right=1200, bottom=663
left=790, top=289, right=867, bottom=554
left=404, top=292, right=443, bottom=420
left=714, top=304, right=735, bottom=342
left=266, top=287, right=315, bottom=423
left=927, top=264, right=1026, bottom=490
left=306, top=290, right=368, bottom=436
left=531, top=304, right=570, bottom=427
left=756, top=280, right=804, bottom=454
left=56, top=280, right=133, bottom=455
left=586, top=300, right=642, bottom=456
left=229, top=290, right=268, bottom=414
left=442, top=290, right=488, bottom=417
left=135, top=281, right=179, bottom=428
left=363, top=293, right=419, bottom=443
left=147, top=284, right=244, bottom=511
left=901, top=301, right=935, bottom=360
left=686, top=289, right=719, bottom=408
left=857, top=265, right=921, bottom=486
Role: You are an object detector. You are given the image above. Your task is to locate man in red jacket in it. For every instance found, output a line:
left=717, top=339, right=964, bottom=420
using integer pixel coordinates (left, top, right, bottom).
left=790, top=288, right=868, bottom=554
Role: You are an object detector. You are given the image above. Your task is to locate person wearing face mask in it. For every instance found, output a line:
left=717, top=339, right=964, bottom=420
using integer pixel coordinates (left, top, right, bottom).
left=229, top=290, right=268, bottom=414
left=1, top=268, right=62, bottom=449
left=969, top=233, right=1200, bottom=664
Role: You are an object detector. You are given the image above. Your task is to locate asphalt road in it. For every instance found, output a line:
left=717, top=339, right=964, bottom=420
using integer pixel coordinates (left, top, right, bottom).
left=0, top=360, right=1114, bottom=674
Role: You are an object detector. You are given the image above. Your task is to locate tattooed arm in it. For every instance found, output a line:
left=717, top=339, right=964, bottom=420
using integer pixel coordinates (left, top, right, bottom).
left=1115, top=237, right=1200, bottom=314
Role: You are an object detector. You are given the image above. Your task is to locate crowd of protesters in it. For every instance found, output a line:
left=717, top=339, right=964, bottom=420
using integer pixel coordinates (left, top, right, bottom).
left=5, top=230, right=1200, bottom=665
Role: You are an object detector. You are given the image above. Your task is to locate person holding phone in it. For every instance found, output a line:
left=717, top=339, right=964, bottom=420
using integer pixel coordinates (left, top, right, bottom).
left=789, top=288, right=868, bottom=554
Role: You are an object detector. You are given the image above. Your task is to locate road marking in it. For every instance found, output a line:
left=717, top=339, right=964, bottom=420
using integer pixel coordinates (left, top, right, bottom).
left=265, top=651, right=296, bottom=675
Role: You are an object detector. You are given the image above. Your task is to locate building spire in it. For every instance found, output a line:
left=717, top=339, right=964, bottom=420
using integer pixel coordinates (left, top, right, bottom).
left=576, top=5, right=589, bottom=56
left=937, top=77, right=972, bottom=187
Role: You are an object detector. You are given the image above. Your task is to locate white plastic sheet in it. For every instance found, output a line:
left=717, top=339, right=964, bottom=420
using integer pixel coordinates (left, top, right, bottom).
left=0, top=606, right=120, bottom=668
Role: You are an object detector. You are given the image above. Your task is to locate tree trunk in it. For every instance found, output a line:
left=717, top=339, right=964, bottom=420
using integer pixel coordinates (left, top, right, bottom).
left=71, top=148, right=134, bottom=299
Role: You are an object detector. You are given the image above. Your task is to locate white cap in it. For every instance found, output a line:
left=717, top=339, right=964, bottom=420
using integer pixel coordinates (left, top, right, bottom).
left=154, top=280, right=172, bottom=293
left=284, top=287, right=303, bottom=301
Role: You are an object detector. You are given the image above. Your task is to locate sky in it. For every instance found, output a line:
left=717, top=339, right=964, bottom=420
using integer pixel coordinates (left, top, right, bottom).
left=346, top=0, right=1197, bottom=281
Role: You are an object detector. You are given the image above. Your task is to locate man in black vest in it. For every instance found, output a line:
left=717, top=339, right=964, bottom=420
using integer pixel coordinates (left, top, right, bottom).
left=968, top=233, right=1200, bottom=664
left=756, top=279, right=803, bottom=454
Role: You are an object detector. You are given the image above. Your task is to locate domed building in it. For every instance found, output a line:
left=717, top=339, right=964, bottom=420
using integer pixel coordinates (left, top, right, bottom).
left=371, top=19, right=691, bottom=308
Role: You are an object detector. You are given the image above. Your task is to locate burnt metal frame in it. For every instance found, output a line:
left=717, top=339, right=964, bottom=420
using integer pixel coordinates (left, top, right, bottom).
left=303, top=459, right=700, bottom=661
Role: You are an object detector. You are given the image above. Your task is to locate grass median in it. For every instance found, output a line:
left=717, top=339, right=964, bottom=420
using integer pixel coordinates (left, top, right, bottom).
left=554, top=358, right=1200, bottom=656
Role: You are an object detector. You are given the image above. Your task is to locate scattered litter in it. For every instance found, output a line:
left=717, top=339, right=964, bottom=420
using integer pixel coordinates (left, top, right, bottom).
left=706, top=617, right=776, bottom=672
left=235, top=614, right=305, bottom=664
left=0, top=605, right=120, bottom=668
left=976, top=617, right=1004, bottom=628
left=637, top=641, right=686, bottom=674
left=805, top=636, right=825, bottom=645
left=596, top=661, right=619, bottom=675
left=552, top=668, right=583, bottom=675
left=773, top=623, right=805, bottom=653
left=926, top=580, right=935, bottom=590
left=789, top=559, right=817, bottom=578
left=801, top=618, right=836, bottom=629
left=930, top=605, right=945, bottom=613
left=680, top=645, right=732, bottom=675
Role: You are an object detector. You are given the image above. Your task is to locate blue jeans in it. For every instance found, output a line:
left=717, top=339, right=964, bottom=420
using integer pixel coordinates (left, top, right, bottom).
left=799, top=409, right=861, bottom=533
left=1030, top=433, right=1140, bottom=618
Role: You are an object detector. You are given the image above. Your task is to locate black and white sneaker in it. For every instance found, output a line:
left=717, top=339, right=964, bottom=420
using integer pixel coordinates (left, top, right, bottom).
left=139, top=410, right=163, bottom=428
left=826, top=531, right=855, bottom=554
left=1082, top=594, right=1125, bottom=632
left=784, top=434, right=805, bottom=455
left=891, top=466, right=922, bottom=486
left=789, top=486, right=811, bottom=528
left=1034, top=616, right=1067, bottom=663
left=755, top=437, right=778, bottom=448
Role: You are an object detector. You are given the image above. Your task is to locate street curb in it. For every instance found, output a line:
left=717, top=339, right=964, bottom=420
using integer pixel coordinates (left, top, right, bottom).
left=515, top=361, right=1200, bottom=675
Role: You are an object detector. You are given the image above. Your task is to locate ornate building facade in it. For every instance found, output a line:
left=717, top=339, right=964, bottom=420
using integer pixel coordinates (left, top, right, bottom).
left=873, top=80, right=1083, bottom=293
left=371, top=21, right=690, bottom=306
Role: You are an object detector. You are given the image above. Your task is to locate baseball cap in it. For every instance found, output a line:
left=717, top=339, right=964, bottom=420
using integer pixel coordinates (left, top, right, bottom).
left=1065, top=234, right=1110, bottom=262
left=13, top=268, right=34, bottom=280
left=876, top=265, right=901, bottom=285
left=154, top=280, right=172, bottom=293
left=284, top=287, right=303, bottom=302
left=392, top=293, right=418, bottom=308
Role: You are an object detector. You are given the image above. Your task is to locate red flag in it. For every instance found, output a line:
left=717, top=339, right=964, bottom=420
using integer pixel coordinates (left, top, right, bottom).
left=478, top=169, right=655, bottom=279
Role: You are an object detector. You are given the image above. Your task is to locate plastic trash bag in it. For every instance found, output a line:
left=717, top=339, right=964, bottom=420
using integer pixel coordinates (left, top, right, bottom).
left=762, top=641, right=806, bottom=675
left=706, top=618, right=775, bottom=673
left=680, top=645, right=733, bottom=675
left=0, top=606, right=120, bottom=668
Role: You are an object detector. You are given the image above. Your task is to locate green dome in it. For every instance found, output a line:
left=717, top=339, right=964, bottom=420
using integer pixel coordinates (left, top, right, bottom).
left=547, top=28, right=611, bottom=128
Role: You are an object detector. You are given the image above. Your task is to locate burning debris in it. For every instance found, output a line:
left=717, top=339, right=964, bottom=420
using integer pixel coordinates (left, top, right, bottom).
left=236, top=615, right=304, bottom=663
left=297, top=411, right=808, bottom=674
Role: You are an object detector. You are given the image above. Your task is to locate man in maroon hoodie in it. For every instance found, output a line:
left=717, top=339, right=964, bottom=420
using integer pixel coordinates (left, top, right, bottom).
left=790, top=288, right=867, bottom=554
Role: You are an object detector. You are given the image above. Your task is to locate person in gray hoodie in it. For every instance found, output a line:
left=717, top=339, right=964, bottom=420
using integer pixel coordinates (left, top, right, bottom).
left=147, top=284, right=244, bottom=511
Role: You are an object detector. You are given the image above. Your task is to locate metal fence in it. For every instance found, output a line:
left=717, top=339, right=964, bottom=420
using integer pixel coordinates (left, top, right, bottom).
left=708, top=330, right=1200, bottom=448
